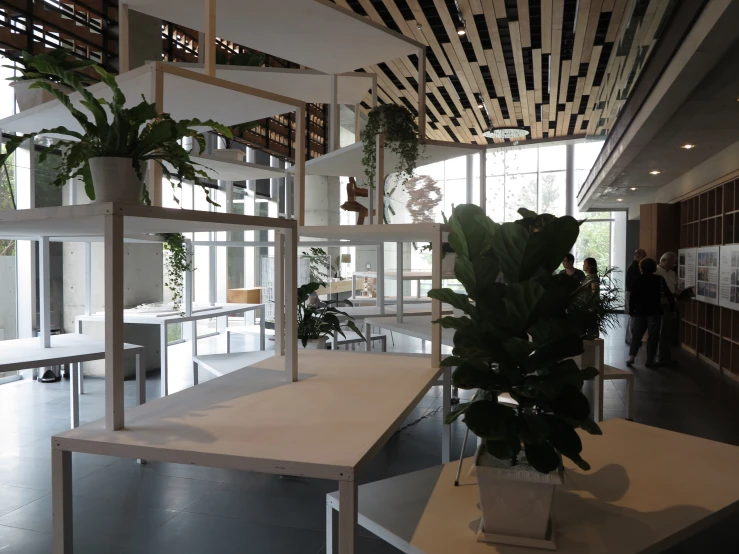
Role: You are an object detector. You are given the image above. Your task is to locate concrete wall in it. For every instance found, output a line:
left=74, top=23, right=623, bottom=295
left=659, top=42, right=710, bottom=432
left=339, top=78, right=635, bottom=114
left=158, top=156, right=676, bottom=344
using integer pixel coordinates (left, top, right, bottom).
left=0, top=256, right=17, bottom=340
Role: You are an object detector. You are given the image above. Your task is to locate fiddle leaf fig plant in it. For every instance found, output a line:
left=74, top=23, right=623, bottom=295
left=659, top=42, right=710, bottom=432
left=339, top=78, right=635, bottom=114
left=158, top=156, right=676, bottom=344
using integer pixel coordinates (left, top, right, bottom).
left=361, top=103, right=420, bottom=188
left=161, top=233, right=191, bottom=314
left=297, top=282, right=365, bottom=347
left=429, top=204, right=602, bottom=474
left=0, top=54, right=231, bottom=205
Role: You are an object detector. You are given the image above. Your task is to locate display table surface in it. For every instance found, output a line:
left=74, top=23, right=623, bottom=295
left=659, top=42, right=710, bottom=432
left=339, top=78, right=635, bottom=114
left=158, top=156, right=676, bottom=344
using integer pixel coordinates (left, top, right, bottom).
left=53, top=349, right=442, bottom=477
left=365, top=315, right=454, bottom=347
left=192, top=350, right=276, bottom=377
left=0, top=333, right=144, bottom=428
left=353, top=270, right=454, bottom=280
left=340, top=304, right=449, bottom=320
left=76, top=303, right=265, bottom=397
left=327, top=419, right=739, bottom=553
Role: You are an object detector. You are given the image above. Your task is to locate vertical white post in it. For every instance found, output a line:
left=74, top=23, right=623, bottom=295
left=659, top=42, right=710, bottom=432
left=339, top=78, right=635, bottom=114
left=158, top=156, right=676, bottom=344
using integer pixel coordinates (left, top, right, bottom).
left=376, top=134, right=384, bottom=225
left=338, top=481, right=357, bottom=554
left=417, top=46, right=427, bottom=139
left=104, top=213, right=125, bottom=430
left=329, top=74, right=339, bottom=152
left=294, top=106, right=306, bottom=226
left=274, top=232, right=285, bottom=356
left=148, top=65, right=164, bottom=206
left=442, top=366, right=451, bottom=463
left=431, top=225, right=442, bottom=369
left=118, top=1, right=130, bottom=73
left=39, top=236, right=50, bottom=348
left=396, top=242, right=403, bottom=323
left=204, top=0, right=216, bottom=77
left=84, top=242, right=92, bottom=316
left=326, top=502, right=334, bottom=554
left=465, top=154, right=473, bottom=204
left=52, top=448, right=73, bottom=554
left=16, top=139, right=35, bottom=342
left=70, top=363, right=79, bottom=428
left=136, top=353, right=145, bottom=405
left=377, top=245, right=385, bottom=315
left=184, top=242, right=193, bottom=317
left=354, top=104, right=361, bottom=144
left=479, top=149, right=487, bottom=212
left=160, top=324, right=169, bottom=397
left=285, top=225, right=298, bottom=382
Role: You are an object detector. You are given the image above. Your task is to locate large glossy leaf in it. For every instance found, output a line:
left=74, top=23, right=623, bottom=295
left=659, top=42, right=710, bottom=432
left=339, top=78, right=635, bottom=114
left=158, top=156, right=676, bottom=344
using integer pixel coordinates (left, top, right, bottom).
left=519, top=216, right=580, bottom=280
left=485, top=436, right=521, bottom=461
left=491, top=222, right=528, bottom=283
left=499, top=281, right=545, bottom=334
left=550, top=384, right=591, bottom=420
left=524, top=442, right=560, bottom=473
left=544, top=415, right=585, bottom=467
left=462, top=399, right=515, bottom=440
left=524, top=335, right=584, bottom=370
left=452, top=361, right=507, bottom=390
left=427, top=288, right=475, bottom=316
left=448, top=203, right=492, bottom=259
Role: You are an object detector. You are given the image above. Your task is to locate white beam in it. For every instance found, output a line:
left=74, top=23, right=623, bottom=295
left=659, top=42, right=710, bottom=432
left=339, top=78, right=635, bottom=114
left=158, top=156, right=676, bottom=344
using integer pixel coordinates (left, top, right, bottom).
left=204, top=0, right=216, bottom=77
left=294, top=107, right=306, bottom=226
left=329, top=74, right=339, bottom=152
left=38, top=236, right=50, bottom=348
left=104, top=213, right=125, bottom=430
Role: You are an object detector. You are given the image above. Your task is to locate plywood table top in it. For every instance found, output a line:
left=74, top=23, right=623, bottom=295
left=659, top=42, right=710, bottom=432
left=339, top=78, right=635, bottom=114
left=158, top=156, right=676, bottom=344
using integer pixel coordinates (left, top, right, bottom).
left=76, top=303, right=262, bottom=325
left=365, top=315, right=455, bottom=346
left=54, top=350, right=441, bottom=480
left=328, top=419, right=739, bottom=552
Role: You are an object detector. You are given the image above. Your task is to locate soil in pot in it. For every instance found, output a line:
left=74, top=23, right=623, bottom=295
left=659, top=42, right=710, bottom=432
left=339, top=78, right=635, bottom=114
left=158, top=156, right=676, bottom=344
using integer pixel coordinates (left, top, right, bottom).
left=474, top=445, right=563, bottom=547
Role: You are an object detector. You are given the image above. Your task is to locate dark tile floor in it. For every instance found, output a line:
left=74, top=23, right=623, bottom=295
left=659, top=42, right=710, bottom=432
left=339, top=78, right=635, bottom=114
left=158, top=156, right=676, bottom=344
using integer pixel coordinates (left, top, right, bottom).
left=1, top=316, right=739, bottom=553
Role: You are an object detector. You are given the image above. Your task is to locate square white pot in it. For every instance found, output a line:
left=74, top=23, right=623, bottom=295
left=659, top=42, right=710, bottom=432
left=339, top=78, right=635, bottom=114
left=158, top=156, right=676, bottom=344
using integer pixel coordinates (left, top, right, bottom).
left=474, top=445, right=563, bottom=546
left=299, top=337, right=327, bottom=349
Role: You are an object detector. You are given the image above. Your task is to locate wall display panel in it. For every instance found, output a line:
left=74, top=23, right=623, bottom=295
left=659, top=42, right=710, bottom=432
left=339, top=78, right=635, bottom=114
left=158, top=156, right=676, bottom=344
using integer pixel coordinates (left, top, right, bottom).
left=696, top=246, right=720, bottom=305
left=678, top=248, right=697, bottom=291
left=719, top=245, right=739, bottom=310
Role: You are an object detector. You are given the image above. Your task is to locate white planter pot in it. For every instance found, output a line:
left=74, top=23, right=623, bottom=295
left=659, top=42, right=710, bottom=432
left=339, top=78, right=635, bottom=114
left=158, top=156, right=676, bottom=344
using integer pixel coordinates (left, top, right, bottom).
left=474, top=445, right=562, bottom=547
left=576, top=338, right=604, bottom=370
left=212, top=148, right=246, bottom=162
left=88, top=157, right=146, bottom=203
left=299, top=337, right=327, bottom=350
left=11, top=80, right=70, bottom=112
left=441, top=252, right=456, bottom=275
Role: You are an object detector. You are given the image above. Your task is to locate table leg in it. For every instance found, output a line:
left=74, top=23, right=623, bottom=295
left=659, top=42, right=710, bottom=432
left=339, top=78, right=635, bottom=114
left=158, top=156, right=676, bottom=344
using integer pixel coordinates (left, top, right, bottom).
left=627, top=376, right=635, bottom=421
left=226, top=329, right=231, bottom=354
left=442, top=366, right=451, bottom=463
left=352, top=274, right=356, bottom=299
left=338, top=481, right=357, bottom=554
left=160, top=323, right=168, bottom=397
left=381, top=336, right=387, bottom=352
left=136, top=352, right=145, bottom=406
left=78, top=360, right=84, bottom=396
left=326, top=499, right=334, bottom=554
left=364, top=322, right=371, bottom=352
left=191, top=320, right=198, bottom=386
left=70, top=363, right=79, bottom=429
left=259, top=306, right=266, bottom=351
left=52, top=448, right=73, bottom=554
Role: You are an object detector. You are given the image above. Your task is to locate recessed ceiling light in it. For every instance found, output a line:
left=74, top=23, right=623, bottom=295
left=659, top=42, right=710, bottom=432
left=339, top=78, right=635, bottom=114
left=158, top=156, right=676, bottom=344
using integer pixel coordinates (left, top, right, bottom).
left=649, top=170, right=661, bottom=175
left=681, top=144, right=695, bottom=149
left=456, top=22, right=466, bottom=35
left=617, top=198, right=624, bottom=202
left=630, top=187, right=637, bottom=191
left=478, top=102, right=484, bottom=109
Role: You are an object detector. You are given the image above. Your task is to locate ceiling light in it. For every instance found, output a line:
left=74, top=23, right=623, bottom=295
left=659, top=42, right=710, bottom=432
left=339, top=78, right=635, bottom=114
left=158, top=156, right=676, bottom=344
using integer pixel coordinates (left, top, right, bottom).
left=483, top=127, right=530, bottom=139
left=617, top=198, right=624, bottom=202
left=630, top=187, right=637, bottom=191
left=649, top=170, right=661, bottom=175
left=478, top=101, right=484, bottom=109
left=681, top=144, right=695, bottom=149
left=456, top=22, right=466, bottom=35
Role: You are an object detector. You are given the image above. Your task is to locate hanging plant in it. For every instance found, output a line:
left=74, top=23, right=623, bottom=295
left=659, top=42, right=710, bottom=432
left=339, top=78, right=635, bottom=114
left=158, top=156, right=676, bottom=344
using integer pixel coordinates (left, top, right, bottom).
left=361, top=103, right=420, bottom=188
left=161, top=233, right=192, bottom=313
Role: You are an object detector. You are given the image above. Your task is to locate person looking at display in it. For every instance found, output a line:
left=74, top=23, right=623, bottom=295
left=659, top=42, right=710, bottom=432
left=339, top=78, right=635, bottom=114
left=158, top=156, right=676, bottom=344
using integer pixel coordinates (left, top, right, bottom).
left=655, top=251, right=679, bottom=366
left=559, top=253, right=585, bottom=282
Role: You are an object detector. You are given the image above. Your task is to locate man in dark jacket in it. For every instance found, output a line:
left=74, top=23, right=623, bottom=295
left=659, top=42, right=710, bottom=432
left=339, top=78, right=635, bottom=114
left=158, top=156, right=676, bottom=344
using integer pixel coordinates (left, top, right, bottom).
left=625, top=248, right=647, bottom=344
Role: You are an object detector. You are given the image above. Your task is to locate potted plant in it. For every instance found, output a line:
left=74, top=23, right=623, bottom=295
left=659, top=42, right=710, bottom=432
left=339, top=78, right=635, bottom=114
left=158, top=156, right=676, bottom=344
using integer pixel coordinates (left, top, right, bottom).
left=3, top=47, right=96, bottom=112
left=297, top=282, right=364, bottom=349
left=161, top=233, right=192, bottom=313
left=428, top=204, right=601, bottom=548
left=361, top=103, right=420, bottom=188
left=0, top=58, right=231, bottom=205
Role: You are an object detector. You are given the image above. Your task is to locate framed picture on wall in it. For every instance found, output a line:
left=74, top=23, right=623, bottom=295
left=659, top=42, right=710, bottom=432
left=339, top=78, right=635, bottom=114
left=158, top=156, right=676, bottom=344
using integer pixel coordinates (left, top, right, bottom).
left=719, top=245, right=739, bottom=310
left=678, top=248, right=697, bottom=292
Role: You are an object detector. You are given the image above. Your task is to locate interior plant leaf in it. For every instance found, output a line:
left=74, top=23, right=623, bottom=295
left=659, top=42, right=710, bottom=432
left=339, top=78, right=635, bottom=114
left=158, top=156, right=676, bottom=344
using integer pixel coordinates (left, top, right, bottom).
left=485, top=436, right=521, bottom=461
left=462, top=400, right=515, bottom=441
left=361, top=103, right=420, bottom=188
left=490, top=222, right=528, bottom=283
left=523, top=442, right=560, bottom=474
left=426, top=288, right=475, bottom=316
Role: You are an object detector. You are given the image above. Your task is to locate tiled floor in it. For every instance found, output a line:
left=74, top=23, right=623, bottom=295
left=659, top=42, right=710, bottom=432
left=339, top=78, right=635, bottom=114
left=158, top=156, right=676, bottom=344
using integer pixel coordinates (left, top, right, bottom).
left=1, top=316, right=739, bottom=552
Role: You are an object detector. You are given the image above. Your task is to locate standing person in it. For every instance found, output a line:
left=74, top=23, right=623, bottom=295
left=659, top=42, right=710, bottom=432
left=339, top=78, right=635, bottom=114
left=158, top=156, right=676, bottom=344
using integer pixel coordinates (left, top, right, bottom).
left=625, top=248, right=647, bottom=344
left=655, top=252, right=679, bottom=366
left=559, top=253, right=586, bottom=282
left=627, top=258, right=675, bottom=368
left=582, top=257, right=600, bottom=294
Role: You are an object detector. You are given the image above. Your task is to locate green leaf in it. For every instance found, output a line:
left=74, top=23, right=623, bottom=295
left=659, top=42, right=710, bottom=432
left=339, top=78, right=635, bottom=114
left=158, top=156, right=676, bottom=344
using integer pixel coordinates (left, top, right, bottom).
left=485, top=436, right=521, bottom=461
left=523, top=442, right=560, bottom=474
left=579, top=366, right=600, bottom=380
left=520, top=215, right=580, bottom=280
left=524, top=335, right=584, bottom=370
left=544, top=415, right=583, bottom=460
left=452, top=362, right=506, bottom=390
left=427, top=288, right=475, bottom=316
left=444, top=402, right=471, bottom=424
left=578, top=417, right=602, bottom=435
left=550, top=384, right=591, bottom=420
left=462, top=399, right=515, bottom=440
left=491, top=222, right=528, bottom=283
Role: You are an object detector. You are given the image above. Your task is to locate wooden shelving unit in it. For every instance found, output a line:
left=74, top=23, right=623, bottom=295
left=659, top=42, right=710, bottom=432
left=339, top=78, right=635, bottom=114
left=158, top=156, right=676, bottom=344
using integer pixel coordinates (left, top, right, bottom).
left=679, top=177, right=739, bottom=380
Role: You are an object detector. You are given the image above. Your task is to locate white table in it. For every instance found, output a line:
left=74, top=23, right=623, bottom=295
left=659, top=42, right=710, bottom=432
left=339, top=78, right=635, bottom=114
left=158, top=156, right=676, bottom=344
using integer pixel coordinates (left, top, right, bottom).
left=352, top=270, right=455, bottom=300
left=364, top=314, right=455, bottom=347
left=0, top=333, right=144, bottom=428
left=52, top=350, right=442, bottom=554
left=327, top=419, right=739, bottom=553
left=76, top=303, right=265, bottom=397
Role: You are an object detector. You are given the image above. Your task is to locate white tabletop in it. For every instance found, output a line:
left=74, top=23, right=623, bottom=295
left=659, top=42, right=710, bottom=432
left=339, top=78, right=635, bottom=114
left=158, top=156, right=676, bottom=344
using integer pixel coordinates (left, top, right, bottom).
left=353, top=270, right=455, bottom=280
left=77, top=303, right=262, bottom=325
left=340, top=304, right=448, bottom=320
left=0, top=334, right=144, bottom=373
left=53, top=350, right=441, bottom=480
left=365, top=315, right=455, bottom=346
left=192, top=351, right=276, bottom=377
left=328, top=419, right=739, bottom=553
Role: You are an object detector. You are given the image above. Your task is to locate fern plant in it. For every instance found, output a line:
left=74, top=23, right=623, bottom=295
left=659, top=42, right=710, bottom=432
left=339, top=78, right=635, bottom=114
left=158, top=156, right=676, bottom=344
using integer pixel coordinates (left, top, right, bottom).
left=0, top=55, right=231, bottom=205
left=361, top=103, right=420, bottom=188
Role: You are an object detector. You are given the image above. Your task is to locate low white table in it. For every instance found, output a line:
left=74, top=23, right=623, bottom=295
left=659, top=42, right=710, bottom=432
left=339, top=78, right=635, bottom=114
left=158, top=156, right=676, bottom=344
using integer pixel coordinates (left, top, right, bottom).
left=364, top=314, right=454, bottom=347
left=52, top=350, right=443, bottom=554
left=0, top=333, right=145, bottom=428
left=327, top=419, right=739, bottom=553
left=76, top=303, right=265, bottom=396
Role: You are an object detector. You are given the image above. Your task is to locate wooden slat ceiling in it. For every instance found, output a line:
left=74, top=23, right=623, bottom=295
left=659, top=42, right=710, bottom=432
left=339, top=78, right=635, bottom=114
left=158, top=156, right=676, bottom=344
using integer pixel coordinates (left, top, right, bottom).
left=331, top=0, right=676, bottom=145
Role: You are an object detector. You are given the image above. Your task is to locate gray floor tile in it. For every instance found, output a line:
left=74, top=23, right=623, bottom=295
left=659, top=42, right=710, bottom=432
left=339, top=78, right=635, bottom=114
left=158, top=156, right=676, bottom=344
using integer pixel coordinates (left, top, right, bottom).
left=0, top=485, right=48, bottom=518
left=0, top=524, right=52, bottom=554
